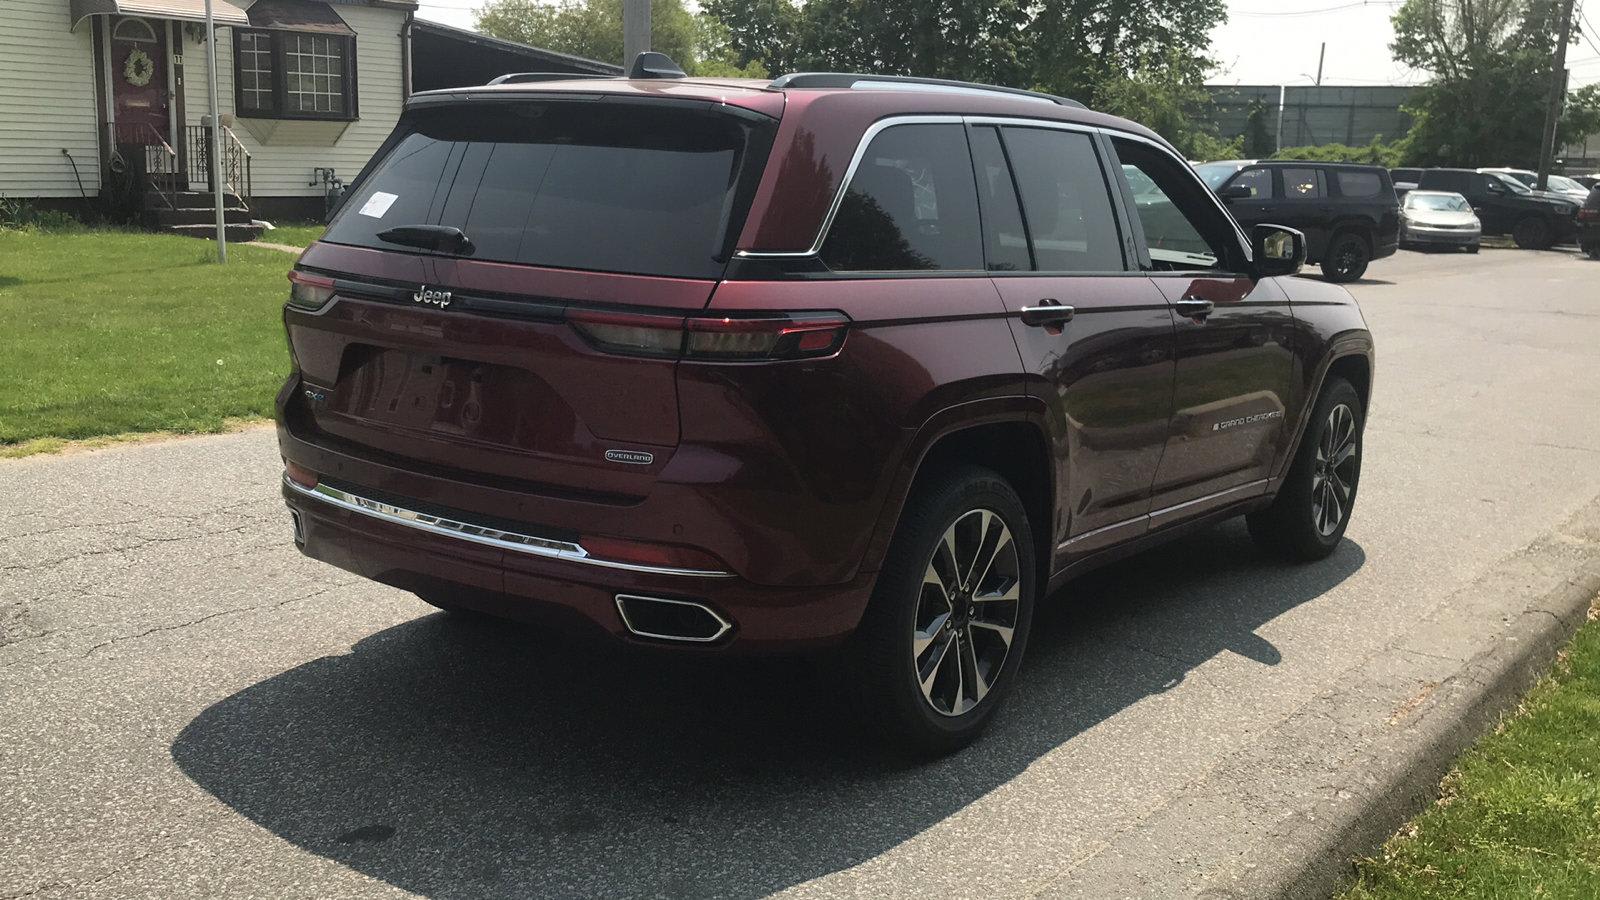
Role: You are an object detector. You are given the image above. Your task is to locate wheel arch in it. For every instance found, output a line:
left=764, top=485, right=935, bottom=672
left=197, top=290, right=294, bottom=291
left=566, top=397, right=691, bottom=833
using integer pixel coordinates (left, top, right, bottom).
left=860, top=399, right=1054, bottom=584
left=1274, top=337, right=1374, bottom=486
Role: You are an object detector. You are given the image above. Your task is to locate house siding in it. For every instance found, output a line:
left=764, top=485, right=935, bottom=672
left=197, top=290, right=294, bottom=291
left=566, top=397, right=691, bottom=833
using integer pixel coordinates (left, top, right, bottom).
left=0, top=0, right=103, bottom=199
left=180, top=0, right=408, bottom=201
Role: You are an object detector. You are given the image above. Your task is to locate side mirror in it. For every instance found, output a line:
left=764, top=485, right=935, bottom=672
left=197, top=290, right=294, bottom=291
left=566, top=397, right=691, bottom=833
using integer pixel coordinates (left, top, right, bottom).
left=1250, top=224, right=1305, bottom=278
left=1221, top=184, right=1253, bottom=201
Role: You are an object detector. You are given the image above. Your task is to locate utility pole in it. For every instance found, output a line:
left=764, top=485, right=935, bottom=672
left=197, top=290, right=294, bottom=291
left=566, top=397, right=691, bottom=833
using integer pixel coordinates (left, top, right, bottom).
left=1537, top=0, right=1576, bottom=190
left=205, top=0, right=225, bottom=262
left=1315, top=42, right=1325, bottom=86
left=622, top=0, right=649, bottom=68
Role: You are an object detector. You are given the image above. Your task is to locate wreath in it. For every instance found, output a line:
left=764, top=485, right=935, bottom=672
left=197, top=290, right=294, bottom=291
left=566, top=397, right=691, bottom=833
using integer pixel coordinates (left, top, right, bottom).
left=124, top=47, right=155, bottom=87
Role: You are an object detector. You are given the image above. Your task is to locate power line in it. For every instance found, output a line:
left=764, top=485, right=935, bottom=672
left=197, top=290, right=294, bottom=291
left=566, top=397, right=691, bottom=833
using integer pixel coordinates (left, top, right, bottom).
left=1234, top=1, right=1401, bottom=17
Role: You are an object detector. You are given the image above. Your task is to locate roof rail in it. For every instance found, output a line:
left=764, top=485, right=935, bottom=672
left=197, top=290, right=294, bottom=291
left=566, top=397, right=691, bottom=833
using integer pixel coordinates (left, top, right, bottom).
left=769, top=73, right=1085, bottom=109
left=487, top=72, right=614, bottom=85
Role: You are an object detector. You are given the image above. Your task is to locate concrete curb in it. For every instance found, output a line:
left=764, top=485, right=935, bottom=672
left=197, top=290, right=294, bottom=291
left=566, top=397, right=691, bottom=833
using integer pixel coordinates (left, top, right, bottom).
left=1041, top=495, right=1600, bottom=899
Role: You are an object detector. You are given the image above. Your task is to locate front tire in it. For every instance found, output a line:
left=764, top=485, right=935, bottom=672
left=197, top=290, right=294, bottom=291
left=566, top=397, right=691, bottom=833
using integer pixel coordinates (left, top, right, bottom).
left=852, top=466, right=1037, bottom=756
left=1320, top=232, right=1370, bottom=282
left=1248, top=378, right=1363, bottom=561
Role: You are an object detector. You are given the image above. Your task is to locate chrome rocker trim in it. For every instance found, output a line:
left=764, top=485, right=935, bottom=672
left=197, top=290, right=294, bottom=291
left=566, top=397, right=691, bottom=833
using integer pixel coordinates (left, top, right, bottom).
left=283, top=476, right=736, bottom=578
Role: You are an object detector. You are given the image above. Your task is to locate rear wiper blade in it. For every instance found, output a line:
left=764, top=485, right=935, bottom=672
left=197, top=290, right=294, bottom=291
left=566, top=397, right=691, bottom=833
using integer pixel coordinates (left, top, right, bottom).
left=376, top=224, right=475, bottom=255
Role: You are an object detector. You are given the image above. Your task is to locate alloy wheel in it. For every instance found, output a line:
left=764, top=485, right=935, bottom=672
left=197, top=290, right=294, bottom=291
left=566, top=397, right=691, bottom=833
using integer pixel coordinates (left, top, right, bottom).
left=1332, top=241, right=1365, bottom=279
left=1311, top=403, right=1358, bottom=536
left=912, top=509, right=1021, bottom=717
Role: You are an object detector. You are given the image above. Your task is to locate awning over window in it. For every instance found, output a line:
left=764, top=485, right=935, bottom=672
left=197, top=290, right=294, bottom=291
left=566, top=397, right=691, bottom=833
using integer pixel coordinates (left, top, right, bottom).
left=70, top=0, right=251, bottom=31
left=244, top=0, right=355, bottom=35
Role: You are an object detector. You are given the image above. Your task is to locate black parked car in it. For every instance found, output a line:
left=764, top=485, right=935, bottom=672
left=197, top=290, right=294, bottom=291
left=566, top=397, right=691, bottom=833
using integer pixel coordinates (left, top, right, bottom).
left=1416, top=168, right=1580, bottom=249
left=1195, top=160, right=1400, bottom=282
left=1391, top=167, right=1422, bottom=198
left=1579, top=185, right=1600, bottom=259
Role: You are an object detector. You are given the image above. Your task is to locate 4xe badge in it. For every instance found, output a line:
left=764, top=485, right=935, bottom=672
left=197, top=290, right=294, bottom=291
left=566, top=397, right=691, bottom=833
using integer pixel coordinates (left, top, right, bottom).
left=413, top=285, right=452, bottom=308
left=604, top=449, right=655, bottom=466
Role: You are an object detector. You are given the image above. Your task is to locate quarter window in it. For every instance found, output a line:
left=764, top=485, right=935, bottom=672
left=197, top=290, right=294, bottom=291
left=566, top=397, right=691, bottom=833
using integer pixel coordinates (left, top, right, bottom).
left=820, top=124, right=983, bottom=272
left=1282, top=167, right=1327, bottom=199
left=1001, top=127, right=1124, bottom=272
left=1336, top=170, right=1383, bottom=197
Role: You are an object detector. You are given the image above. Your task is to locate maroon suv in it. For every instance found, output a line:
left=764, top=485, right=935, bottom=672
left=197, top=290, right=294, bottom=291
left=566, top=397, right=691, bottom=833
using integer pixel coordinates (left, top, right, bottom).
left=277, top=59, right=1373, bottom=753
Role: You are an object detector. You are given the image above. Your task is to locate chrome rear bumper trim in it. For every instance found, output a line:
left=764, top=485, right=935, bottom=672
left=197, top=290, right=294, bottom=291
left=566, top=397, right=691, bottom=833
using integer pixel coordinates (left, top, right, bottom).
left=283, top=477, right=735, bottom=578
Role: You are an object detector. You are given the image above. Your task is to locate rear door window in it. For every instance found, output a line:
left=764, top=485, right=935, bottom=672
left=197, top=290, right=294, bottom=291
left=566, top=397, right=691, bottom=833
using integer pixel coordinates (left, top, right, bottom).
left=323, top=101, right=771, bottom=279
left=1282, top=168, right=1327, bottom=200
left=1336, top=170, right=1383, bottom=197
left=1000, top=126, right=1124, bottom=272
left=820, top=123, right=983, bottom=272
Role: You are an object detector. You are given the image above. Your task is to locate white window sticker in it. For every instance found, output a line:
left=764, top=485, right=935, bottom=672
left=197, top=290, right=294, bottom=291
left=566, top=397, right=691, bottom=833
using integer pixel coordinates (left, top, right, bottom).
left=358, top=191, right=398, bottom=218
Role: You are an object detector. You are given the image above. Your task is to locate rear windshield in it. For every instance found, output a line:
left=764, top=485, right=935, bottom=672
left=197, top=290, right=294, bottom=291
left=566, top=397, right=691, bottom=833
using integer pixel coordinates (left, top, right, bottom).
left=323, top=101, right=772, bottom=279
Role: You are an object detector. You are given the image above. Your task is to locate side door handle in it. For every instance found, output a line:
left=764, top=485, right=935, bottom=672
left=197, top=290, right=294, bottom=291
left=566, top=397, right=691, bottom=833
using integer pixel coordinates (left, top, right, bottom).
left=1019, top=298, right=1076, bottom=327
left=1174, top=297, right=1214, bottom=320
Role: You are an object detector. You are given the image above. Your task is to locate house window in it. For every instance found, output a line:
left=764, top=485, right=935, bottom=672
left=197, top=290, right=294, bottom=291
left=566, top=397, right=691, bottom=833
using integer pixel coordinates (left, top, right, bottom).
left=232, top=29, right=356, bottom=120
left=237, top=32, right=274, bottom=113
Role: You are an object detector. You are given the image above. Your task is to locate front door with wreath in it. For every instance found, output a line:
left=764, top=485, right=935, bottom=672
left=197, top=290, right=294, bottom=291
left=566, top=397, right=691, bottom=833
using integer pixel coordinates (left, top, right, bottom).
left=109, top=17, right=170, bottom=146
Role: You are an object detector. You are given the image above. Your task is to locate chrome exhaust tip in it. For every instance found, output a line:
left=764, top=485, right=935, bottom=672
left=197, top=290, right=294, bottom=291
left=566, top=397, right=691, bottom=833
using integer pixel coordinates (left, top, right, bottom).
left=289, top=509, right=305, bottom=548
left=614, top=594, right=733, bottom=643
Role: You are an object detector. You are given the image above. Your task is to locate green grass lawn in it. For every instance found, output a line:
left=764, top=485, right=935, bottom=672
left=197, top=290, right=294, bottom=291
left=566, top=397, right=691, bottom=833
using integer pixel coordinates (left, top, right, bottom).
left=0, top=229, right=293, bottom=448
left=264, top=222, right=325, bottom=248
left=1342, top=604, right=1600, bottom=899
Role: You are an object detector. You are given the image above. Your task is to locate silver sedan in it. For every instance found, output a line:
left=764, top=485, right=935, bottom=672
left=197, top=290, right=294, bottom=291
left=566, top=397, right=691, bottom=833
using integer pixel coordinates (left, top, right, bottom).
left=1400, top=190, right=1481, bottom=252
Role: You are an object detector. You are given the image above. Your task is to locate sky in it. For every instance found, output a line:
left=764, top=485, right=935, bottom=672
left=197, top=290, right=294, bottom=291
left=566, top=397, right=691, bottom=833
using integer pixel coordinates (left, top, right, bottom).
left=411, top=0, right=1600, bottom=88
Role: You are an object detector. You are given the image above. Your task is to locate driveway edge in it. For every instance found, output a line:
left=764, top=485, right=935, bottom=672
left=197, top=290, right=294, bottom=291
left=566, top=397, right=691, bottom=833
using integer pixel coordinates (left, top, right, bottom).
left=1040, top=495, right=1600, bottom=899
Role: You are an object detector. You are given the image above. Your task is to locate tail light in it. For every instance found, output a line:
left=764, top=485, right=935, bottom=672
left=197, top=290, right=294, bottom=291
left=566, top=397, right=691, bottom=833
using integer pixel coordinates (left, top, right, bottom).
left=287, top=270, right=335, bottom=309
left=581, top=535, right=729, bottom=573
left=283, top=460, right=319, bottom=489
left=568, top=310, right=850, bottom=361
left=1579, top=207, right=1599, bottom=221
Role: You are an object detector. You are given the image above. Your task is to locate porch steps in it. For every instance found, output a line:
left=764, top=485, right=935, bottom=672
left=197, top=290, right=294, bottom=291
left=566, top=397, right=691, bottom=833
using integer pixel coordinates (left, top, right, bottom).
left=143, top=190, right=263, bottom=242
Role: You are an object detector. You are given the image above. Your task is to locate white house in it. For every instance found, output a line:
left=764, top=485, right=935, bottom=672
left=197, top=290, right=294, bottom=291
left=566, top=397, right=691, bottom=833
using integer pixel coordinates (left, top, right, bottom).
left=0, top=0, right=417, bottom=231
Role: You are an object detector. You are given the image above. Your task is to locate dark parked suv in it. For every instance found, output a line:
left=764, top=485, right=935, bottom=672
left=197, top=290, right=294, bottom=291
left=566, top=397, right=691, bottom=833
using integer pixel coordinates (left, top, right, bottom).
left=1193, top=160, right=1399, bottom=282
left=1416, top=168, right=1580, bottom=249
left=278, top=58, right=1375, bottom=753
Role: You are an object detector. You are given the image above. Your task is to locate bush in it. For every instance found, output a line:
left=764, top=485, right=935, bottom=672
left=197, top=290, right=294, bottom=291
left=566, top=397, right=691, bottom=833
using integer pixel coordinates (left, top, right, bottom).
left=0, top=197, right=84, bottom=232
left=1270, top=136, right=1407, bottom=168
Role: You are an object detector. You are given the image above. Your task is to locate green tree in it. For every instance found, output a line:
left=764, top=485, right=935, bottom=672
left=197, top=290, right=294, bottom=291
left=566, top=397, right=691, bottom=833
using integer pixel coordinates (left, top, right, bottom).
left=1241, top=98, right=1275, bottom=158
left=1389, top=0, right=1597, bottom=166
left=475, top=0, right=762, bottom=75
left=793, top=0, right=1033, bottom=86
left=701, top=0, right=801, bottom=75
left=1096, top=49, right=1232, bottom=160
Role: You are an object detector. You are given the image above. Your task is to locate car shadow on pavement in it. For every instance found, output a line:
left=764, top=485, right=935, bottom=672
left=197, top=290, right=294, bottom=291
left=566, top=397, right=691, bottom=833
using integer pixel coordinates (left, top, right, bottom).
left=172, top=519, right=1363, bottom=899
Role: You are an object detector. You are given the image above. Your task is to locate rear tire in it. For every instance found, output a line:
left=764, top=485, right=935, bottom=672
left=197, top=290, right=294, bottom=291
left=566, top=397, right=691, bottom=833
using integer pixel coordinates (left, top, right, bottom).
left=1466, top=243, right=1480, bottom=254
left=1320, top=232, right=1370, bottom=282
left=1248, top=378, right=1363, bottom=561
left=1513, top=216, right=1553, bottom=250
left=851, top=466, right=1037, bottom=757
left=1584, top=242, right=1600, bottom=260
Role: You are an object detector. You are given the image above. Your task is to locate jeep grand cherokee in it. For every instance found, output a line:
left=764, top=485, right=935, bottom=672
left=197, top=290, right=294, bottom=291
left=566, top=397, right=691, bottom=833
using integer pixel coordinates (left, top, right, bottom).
left=277, top=56, right=1374, bottom=754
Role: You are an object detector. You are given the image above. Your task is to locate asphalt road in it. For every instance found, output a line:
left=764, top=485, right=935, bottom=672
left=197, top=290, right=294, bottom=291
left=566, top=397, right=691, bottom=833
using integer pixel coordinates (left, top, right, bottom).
left=4, top=246, right=1600, bottom=899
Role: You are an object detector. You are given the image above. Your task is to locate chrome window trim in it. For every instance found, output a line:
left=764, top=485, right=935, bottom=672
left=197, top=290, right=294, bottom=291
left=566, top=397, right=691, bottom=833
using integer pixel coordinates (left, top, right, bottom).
left=284, top=477, right=736, bottom=578
left=734, top=113, right=1250, bottom=267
